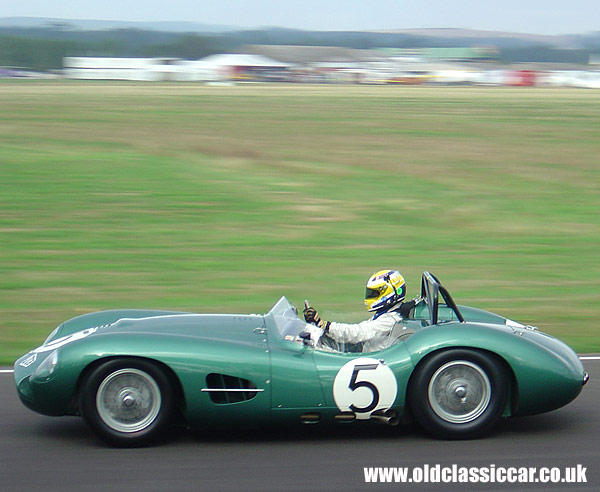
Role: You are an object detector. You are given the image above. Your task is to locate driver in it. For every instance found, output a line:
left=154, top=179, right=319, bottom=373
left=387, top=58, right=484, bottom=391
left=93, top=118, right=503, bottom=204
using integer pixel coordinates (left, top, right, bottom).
left=303, top=270, right=421, bottom=351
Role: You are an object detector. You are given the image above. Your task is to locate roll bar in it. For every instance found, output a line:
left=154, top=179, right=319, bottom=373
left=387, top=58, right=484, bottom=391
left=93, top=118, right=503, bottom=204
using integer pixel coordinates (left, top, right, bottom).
left=420, top=271, right=464, bottom=325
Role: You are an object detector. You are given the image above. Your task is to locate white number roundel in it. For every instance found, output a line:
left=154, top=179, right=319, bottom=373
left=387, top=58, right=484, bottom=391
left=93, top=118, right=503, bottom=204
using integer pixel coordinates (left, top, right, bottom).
left=333, top=358, right=398, bottom=419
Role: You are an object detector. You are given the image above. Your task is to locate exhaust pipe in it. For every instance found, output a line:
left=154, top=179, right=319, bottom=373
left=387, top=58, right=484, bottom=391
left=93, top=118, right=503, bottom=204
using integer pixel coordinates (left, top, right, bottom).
left=334, top=411, right=356, bottom=423
left=370, top=409, right=399, bottom=426
left=300, top=412, right=321, bottom=424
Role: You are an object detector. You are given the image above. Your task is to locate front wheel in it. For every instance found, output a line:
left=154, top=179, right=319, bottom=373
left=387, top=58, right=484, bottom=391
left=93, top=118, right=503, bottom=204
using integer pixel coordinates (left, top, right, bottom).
left=409, top=349, right=508, bottom=439
left=79, top=359, right=174, bottom=447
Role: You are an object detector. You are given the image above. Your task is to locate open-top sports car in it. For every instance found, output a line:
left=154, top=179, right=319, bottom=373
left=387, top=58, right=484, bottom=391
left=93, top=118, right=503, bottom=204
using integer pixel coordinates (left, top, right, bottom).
left=14, top=272, right=588, bottom=446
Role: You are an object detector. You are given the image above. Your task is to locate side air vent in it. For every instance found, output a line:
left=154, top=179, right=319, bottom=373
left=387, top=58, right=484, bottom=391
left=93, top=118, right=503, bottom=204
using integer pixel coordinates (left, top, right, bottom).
left=203, top=373, right=262, bottom=404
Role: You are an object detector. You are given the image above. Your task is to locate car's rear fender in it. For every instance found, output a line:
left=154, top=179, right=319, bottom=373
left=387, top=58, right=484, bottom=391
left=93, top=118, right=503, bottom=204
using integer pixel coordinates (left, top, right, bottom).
left=405, top=345, right=517, bottom=420
left=404, top=322, right=584, bottom=417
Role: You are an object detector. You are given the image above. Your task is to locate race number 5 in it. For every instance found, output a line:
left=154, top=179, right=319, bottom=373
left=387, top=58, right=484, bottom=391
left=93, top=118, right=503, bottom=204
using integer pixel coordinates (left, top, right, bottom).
left=333, top=358, right=398, bottom=419
left=348, top=363, right=379, bottom=413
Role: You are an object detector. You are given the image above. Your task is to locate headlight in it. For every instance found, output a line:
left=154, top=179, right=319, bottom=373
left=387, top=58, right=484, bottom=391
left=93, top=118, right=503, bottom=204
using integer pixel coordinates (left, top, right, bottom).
left=34, top=350, right=59, bottom=380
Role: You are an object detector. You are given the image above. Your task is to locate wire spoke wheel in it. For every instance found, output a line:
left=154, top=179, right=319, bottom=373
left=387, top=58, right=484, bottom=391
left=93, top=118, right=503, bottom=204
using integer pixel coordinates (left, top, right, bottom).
left=96, top=368, right=162, bottom=433
left=427, top=360, right=491, bottom=424
left=80, top=359, right=174, bottom=446
left=409, top=349, right=508, bottom=439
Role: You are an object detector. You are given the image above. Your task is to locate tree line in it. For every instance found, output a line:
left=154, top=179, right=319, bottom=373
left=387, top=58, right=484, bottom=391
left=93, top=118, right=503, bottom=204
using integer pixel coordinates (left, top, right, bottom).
left=0, top=26, right=598, bottom=72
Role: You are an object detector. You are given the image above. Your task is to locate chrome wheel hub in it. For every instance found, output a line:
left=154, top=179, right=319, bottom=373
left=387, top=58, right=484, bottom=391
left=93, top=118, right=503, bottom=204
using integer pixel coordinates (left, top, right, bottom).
left=96, top=368, right=161, bottom=433
left=120, top=390, right=138, bottom=408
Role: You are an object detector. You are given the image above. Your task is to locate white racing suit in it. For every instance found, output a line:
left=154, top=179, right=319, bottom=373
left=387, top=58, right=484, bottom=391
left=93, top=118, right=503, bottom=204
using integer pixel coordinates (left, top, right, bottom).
left=321, top=301, right=417, bottom=353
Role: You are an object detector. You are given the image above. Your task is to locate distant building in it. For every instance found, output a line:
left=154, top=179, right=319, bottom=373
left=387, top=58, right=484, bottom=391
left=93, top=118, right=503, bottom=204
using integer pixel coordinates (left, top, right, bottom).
left=241, top=45, right=387, bottom=83
left=242, top=45, right=383, bottom=65
left=63, top=54, right=290, bottom=82
left=63, top=57, right=183, bottom=81
left=377, top=47, right=499, bottom=62
left=242, top=44, right=499, bottom=84
left=194, top=54, right=291, bottom=82
left=61, top=51, right=600, bottom=88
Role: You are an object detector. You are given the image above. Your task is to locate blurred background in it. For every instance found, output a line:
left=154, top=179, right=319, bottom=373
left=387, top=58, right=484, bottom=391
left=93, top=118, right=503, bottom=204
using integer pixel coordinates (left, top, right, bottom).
left=1, top=18, right=600, bottom=86
left=1, top=2, right=599, bottom=363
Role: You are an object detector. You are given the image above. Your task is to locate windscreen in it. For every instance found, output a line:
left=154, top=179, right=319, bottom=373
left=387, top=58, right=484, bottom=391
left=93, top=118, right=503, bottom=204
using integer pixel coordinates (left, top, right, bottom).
left=268, top=296, right=307, bottom=338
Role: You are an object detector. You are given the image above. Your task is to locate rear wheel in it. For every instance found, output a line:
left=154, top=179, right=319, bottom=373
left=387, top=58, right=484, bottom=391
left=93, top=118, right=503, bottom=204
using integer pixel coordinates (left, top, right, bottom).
left=79, top=359, right=174, bottom=447
left=409, top=349, right=508, bottom=439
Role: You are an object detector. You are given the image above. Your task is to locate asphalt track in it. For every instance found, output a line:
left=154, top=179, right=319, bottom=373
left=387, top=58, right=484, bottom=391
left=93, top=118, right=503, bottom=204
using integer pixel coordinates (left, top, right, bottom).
left=1, top=359, right=598, bottom=492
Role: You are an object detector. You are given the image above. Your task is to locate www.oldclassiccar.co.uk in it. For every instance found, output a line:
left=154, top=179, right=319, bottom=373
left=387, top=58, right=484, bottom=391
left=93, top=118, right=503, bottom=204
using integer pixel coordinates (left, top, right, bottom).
left=364, top=464, right=588, bottom=484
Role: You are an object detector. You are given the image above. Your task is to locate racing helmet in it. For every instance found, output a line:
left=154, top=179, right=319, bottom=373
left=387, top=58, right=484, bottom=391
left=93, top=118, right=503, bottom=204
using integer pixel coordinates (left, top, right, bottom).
left=364, top=270, right=406, bottom=312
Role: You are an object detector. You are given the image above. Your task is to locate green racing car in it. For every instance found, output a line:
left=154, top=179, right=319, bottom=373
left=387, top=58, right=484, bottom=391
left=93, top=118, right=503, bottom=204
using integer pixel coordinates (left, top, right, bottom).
left=14, top=272, right=588, bottom=446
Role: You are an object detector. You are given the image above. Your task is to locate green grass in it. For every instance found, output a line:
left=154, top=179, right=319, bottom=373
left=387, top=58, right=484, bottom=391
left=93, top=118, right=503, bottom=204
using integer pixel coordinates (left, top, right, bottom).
left=1, top=81, right=599, bottom=364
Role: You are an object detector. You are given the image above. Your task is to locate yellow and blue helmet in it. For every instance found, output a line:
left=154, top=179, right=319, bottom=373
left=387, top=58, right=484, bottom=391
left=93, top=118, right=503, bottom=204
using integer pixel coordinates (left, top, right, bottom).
left=364, top=270, right=406, bottom=313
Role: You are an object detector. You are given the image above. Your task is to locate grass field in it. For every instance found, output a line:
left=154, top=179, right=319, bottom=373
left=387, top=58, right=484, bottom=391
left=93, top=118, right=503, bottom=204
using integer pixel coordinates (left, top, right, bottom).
left=1, top=81, right=598, bottom=364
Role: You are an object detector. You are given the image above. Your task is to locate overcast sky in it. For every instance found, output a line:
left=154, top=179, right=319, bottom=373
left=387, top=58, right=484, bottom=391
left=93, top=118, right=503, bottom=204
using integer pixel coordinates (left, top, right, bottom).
left=3, top=0, right=598, bottom=35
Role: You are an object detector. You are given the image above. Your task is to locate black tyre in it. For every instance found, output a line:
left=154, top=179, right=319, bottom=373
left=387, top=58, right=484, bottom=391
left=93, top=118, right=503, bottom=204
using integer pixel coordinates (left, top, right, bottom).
left=79, top=359, right=174, bottom=447
left=409, top=349, right=508, bottom=439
